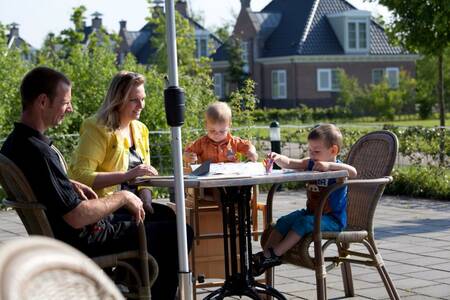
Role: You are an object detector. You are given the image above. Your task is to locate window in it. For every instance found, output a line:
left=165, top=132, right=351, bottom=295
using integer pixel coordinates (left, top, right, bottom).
left=372, top=67, right=399, bottom=88
left=213, top=73, right=224, bottom=98
left=386, top=68, right=399, bottom=89
left=241, top=41, right=249, bottom=73
left=372, top=69, right=384, bottom=84
left=195, top=37, right=208, bottom=58
left=347, top=21, right=368, bottom=51
left=317, top=69, right=340, bottom=91
left=272, top=70, right=287, bottom=99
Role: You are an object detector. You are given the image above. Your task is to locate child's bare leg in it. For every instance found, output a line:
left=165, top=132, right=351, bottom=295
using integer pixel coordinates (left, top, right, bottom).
left=268, top=230, right=302, bottom=257
left=263, top=228, right=283, bottom=252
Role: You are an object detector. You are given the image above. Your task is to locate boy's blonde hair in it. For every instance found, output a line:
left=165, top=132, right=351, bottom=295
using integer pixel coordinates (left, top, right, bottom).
left=308, top=124, right=343, bottom=151
left=205, top=101, right=232, bottom=124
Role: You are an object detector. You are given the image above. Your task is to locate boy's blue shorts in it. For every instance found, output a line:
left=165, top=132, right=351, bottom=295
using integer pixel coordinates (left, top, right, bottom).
left=275, top=209, right=342, bottom=237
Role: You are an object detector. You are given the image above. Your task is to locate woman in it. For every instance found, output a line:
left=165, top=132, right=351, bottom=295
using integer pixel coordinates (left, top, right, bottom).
left=69, top=71, right=191, bottom=299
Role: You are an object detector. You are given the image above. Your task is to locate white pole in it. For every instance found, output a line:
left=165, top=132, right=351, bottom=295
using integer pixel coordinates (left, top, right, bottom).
left=164, top=0, right=192, bottom=299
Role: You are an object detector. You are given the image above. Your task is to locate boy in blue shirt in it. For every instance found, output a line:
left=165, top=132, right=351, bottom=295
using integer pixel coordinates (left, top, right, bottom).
left=252, top=124, right=357, bottom=275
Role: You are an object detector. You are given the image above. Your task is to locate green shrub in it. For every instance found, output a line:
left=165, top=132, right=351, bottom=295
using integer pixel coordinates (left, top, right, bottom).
left=386, top=166, right=450, bottom=200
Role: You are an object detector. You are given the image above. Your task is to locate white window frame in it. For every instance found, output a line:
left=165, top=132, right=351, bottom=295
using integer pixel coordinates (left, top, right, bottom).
left=372, top=68, right=385, bottom=84
left=317, top=69, right=340, bottom=92
left=213, top=73, right=223, bottom=99
left=271, top=70, right=287, bottom=99
left=241, top=40, right=249, bottom=73
left=372, top=67, right=399, bottom=89
left=347, top=20, right=369, bottom=52
left=195, top=37, right=208, bottom=58
left=386, top=67, right=399, bottom=89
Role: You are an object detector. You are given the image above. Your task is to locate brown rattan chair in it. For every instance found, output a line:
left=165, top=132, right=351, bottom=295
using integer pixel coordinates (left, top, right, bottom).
left=0, top=236, right=125, bottom=300
left=0, top=153, right=158, bottom=299
left=261, top=130, right=400, bottom=300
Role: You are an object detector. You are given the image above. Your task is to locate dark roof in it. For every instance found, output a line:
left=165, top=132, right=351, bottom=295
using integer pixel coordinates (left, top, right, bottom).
left=212, top=0, right=407, bottom=61
left=123, top=16, right=222, bottom=65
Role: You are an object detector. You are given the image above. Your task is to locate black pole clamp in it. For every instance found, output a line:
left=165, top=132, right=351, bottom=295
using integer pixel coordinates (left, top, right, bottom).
left=164, top=86, right=185, bottom=127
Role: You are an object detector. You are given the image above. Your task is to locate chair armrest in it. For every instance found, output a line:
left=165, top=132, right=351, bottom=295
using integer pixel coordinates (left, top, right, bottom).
left=2, top=199, right=47, bottom=210
left=313, top=176, right=393, bottom=238
left=264, top=183, right=282, bottom=227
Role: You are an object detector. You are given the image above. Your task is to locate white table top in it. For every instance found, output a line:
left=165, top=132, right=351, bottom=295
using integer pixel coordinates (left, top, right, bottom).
left=133, top=169, right=348, bottom=188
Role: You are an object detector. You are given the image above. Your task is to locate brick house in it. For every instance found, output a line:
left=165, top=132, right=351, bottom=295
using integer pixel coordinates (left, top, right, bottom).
left=117, top=0, right=222, bottom=65
left=211, top=0, right=418, bottom=108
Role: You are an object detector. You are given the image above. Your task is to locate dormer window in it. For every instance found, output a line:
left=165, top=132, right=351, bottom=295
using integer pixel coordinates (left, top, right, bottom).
left=327, top=10, right=371, bottom=54
left=348, top=21, right=367, bottom=50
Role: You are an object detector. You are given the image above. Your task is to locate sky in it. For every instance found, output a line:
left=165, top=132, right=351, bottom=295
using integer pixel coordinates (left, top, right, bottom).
left=0, top=0, right=390, bottom=48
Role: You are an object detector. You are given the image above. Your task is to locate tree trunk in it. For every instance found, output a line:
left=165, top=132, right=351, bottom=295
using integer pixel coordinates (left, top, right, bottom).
left=437, top=54, right=446, bottom=165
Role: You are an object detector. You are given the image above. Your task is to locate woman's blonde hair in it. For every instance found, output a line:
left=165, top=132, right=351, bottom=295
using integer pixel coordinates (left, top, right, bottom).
left=96, top=71, right=145, bottom=130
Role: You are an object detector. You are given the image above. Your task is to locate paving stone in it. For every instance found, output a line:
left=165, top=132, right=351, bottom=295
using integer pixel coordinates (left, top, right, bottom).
left=411, top=283, right=450, bottom=298
left=1, top=191, right=450, bottom=300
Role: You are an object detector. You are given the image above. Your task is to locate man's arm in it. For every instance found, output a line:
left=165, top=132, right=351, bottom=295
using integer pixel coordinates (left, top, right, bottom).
left=63, top=190, right=145, bottom=229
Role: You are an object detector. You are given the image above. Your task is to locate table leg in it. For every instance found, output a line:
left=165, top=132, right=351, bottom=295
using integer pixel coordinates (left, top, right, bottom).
left=204, top=186, right=287, bottom=300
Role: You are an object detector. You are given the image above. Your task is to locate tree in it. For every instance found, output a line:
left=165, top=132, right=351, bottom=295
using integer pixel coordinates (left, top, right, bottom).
left=0, top=23, right=29, bottom=136
left=226, top=36, right=247, bottom=89
left=376, top=0, right=450, bottom=127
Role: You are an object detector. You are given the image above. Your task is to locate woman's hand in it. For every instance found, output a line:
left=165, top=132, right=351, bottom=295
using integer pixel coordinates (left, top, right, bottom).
left=125, top=164, right=158, bottom=181
left=139, top=188, right=154, bottom=215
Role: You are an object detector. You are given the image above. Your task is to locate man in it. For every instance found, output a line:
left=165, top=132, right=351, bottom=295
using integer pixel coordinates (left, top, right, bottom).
left=1, top=66, right=191, bottom=300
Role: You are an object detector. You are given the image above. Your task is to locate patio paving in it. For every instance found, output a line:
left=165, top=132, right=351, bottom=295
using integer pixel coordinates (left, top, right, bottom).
left=1, top=190, right=450, bottom=299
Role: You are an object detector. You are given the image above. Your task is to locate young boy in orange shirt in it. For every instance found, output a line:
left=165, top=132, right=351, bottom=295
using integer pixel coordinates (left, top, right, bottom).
left=184, top=101, right=258, bottom=164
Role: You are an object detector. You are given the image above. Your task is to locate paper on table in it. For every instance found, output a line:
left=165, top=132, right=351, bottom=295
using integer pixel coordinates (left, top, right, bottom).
left=191, top=162, right=266, bottom=176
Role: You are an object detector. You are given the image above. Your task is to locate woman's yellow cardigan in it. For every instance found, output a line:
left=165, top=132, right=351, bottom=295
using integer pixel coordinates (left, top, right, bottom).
left=68, top=116, right=150, bottom=197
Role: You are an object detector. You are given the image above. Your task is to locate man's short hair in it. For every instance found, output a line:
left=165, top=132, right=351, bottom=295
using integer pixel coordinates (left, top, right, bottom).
left=20, top=66, right=71, bottom=111
left=308, top=124, right=343, bottom=151
left=205, top=101, right=232, bottom=124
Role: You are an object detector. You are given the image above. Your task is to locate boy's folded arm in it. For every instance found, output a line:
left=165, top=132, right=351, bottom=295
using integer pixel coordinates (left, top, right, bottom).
left=328, top=162, right=357, bottom=178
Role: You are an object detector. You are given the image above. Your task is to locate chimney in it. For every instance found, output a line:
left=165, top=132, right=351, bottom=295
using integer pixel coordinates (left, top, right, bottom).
left=91, top=11, right=103, bottom=30
left=152, top=0, right=165, bottom=18
left=9, top=22, right=19, bottom=37
left=175, top=0, right=188, bottom=16
left=241, top=0, right=251, bottom=9
left=119, top=20, right=127, bottom=31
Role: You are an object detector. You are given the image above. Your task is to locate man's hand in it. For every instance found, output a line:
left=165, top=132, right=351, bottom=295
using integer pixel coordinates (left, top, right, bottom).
left=139, top=188, right=154, bottom=215
left=70, top=180, right=98, bottom=200
left=312, top=161, right=331, bottom=172
left=122, top=190, right=145, bottom=224
left=125, top=164, right=158, bottom=181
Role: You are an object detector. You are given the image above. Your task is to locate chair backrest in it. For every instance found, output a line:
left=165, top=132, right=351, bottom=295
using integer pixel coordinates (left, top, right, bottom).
left=0, top=236, right=124, bottom=300
left=345, top=131, right=398, bottom=231
left=0, top=153, right=54, bottom=236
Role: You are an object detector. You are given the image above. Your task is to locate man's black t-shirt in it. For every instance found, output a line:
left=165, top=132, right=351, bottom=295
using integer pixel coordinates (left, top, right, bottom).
left=0, top=122, right=119, bottom=250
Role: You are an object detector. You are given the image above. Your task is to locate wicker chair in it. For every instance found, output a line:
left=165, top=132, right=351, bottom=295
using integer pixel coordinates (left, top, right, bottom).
left=0, top=153, right=158, bottom=299
left=261, top=130, right=400, bottom=300
left=0, top=236, right=124, bottom=300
